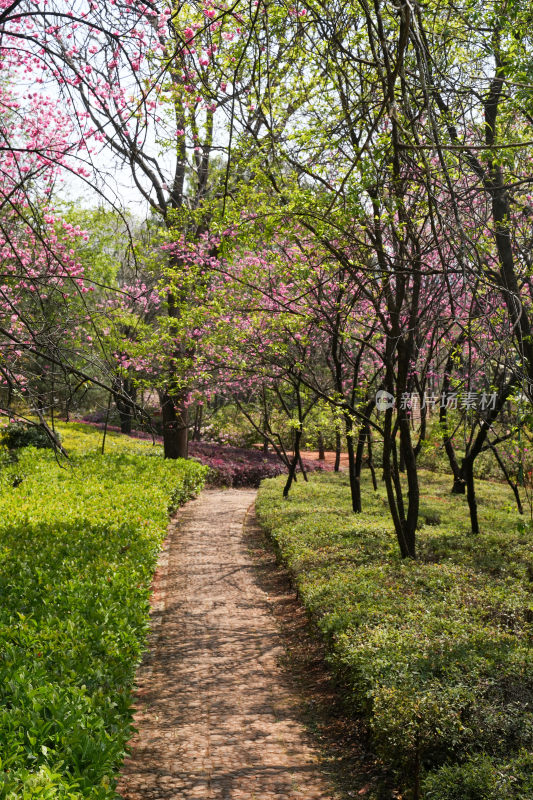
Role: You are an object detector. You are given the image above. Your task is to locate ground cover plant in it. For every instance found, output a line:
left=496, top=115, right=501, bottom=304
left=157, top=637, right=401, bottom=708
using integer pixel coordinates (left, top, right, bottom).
left=0, top=423, right=207, bottom=799
left=256, top=471, right=533, bottom=800
left=187, top=441, right=311, bottom=488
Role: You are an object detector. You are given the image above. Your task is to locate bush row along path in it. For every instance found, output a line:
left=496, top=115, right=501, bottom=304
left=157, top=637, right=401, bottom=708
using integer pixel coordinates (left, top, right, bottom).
left=117, top=489, right=338, bottom=800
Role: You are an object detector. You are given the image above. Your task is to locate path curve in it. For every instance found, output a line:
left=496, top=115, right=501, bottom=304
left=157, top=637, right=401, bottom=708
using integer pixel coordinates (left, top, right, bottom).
left=117, top=489, right=335, bottom=800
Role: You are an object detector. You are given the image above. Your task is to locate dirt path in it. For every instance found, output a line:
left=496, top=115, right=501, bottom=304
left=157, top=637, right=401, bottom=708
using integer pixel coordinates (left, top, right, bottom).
left=117, top=489, right=338, bottom=800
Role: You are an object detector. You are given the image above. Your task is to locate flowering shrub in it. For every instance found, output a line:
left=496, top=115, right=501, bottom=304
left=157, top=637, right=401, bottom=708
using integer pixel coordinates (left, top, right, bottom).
left=191, top=450, right=284, bottom=488
left=188, top=441, right=321, bottom=488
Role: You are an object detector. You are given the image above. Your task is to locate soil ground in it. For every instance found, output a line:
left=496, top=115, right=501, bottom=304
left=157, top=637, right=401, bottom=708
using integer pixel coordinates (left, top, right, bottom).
left=300, top=450, right=351, bottom=469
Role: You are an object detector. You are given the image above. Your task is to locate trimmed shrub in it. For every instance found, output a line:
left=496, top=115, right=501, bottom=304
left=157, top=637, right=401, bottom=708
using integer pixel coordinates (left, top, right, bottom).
left=256, top=471, right=533, bottom=798
left=0, top=423, right=207, bottom=799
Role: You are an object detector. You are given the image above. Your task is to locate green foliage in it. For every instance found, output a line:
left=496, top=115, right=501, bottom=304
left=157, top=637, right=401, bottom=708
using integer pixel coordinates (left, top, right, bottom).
left=201, top=404, right=261, bottom=447
left=302, top=400, right=342, bottom=452
left=0, top=423, right=207, bottom=799
left=256, top=471, right=533, bottom=799
left=1, top=423, right=58, bottom=451
left=56, top=204, right=129, bottom=286
left=421, top=751, right=533, bottom=799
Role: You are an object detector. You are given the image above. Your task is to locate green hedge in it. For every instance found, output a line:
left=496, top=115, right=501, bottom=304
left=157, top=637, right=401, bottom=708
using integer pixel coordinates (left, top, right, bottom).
left=0, top=424, right=207, bottom=799
left=256, top=471, right=533, bottom=800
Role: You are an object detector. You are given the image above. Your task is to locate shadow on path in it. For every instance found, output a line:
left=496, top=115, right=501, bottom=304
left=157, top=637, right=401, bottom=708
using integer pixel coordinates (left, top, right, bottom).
left=117, top=489, right=379, bottom=800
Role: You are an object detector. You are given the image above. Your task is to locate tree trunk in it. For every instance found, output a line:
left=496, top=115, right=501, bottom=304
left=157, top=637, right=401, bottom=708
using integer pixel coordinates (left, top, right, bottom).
left=283, top=427, right=302, bottom=498
left=367, top=428, right=378, bottom=490
left=334, top=430, right=341, bottom=472
left=113, top=376, right=137, bottom=435
left=355, top=422, right=366, bottom=487
left=399, top=431, right=418, bottom=558
left=490, top=443, right=523, bottom=515
left=192, top=404, right=203, bottom=441
left=298, top=452, right=309, bottom=482
left=118, top=411, right=133, bottom=435
left=451, top=476, right=467, bottom=494
left=159, top=390, right=188, bottom=459
left=382, top=411, right=410, bottom=558
left=463, top=457, right=479, bottom=535
left=317, top=431, right=325, bottom=461
left=382, top=397, right=417, bottom=559
left=345, top=415, right=361, bottom=513
left=441, top=400, right=465, bottom=493
left=413, top=404, right=427, bottom=458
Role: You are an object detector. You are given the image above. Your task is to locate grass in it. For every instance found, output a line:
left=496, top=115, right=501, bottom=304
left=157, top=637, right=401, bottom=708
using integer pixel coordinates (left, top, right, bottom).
left=256, top=469, right=533, bottom=800
left=0, top=422, right=207, bottom=799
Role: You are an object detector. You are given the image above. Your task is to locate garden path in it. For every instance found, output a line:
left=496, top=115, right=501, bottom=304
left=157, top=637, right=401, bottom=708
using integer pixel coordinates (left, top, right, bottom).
left=117, top=489, right=337, bottom=800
